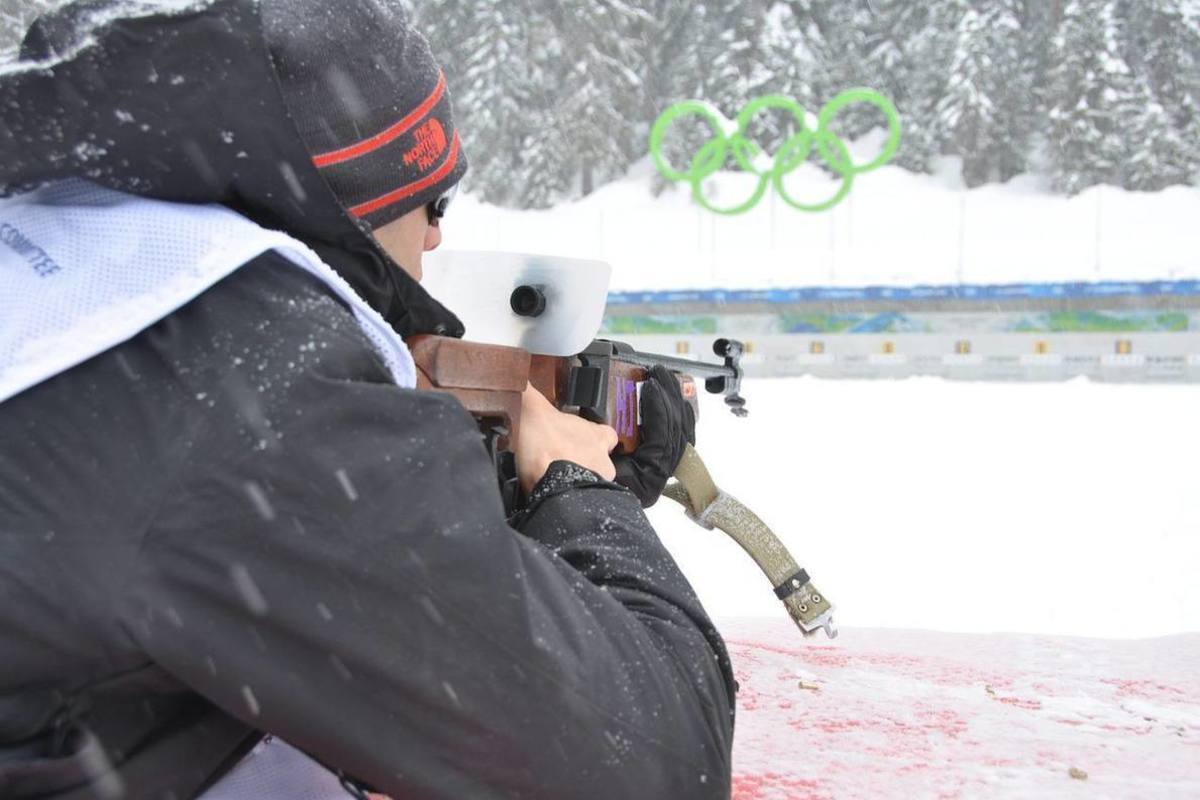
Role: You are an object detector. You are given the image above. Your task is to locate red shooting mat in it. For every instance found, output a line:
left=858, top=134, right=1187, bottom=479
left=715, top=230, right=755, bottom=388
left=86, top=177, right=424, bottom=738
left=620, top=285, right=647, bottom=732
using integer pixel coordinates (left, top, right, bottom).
left=723, top=619, right=1200, bottom=799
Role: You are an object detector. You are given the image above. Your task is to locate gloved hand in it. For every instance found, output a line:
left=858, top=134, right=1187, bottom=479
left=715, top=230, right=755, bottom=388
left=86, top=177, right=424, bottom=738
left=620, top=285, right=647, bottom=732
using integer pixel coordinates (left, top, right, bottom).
left=613, top=364, right=696, bottom=508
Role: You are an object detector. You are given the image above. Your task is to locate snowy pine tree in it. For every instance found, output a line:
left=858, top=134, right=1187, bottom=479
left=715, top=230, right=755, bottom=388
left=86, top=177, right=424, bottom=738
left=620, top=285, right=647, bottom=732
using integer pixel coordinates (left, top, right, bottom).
left=417, top=0, right=576, bottom=206
left=696, top=0, right=771, bottom=113
left=861, top=0, right=960, bottom=173
left=937, top=0, right=1033, bottom=186
left=1118, top=0, right=1200, bottom=186
left=1122, top=75, right=1195, bottom=189
left=636, top=1, right=711, bottom=196
left=1186, top=1, right=1200, bottom=182
left=548, top=0, right=650, bottom=200
left=760, top=1, right=821, bottom=111
left=1046, top=0, right=1137, bottom=193
left=782, top=0, right=876, bottom=139
left=637, top=0, right=704, bottom=116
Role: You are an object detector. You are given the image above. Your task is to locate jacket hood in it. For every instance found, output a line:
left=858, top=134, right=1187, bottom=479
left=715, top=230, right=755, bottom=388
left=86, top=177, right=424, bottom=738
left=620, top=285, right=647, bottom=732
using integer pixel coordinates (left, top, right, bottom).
left=0, top=0, right=464, bottom=338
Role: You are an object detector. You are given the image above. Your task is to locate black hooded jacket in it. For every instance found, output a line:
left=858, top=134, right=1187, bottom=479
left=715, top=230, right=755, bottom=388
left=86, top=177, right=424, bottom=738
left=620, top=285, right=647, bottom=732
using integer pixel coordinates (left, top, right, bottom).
left=0, top=2, right=735, bottom=799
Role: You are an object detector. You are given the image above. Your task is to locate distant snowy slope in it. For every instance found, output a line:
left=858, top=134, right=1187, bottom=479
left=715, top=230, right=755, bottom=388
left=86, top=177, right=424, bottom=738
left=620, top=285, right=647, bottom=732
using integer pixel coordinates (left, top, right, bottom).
left=441, top=134, right=1200, bottom=291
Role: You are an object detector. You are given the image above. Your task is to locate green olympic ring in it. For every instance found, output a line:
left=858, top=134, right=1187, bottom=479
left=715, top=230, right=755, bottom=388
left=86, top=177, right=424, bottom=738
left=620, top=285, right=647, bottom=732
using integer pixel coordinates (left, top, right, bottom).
left=649, top=88, right=902, bottom=215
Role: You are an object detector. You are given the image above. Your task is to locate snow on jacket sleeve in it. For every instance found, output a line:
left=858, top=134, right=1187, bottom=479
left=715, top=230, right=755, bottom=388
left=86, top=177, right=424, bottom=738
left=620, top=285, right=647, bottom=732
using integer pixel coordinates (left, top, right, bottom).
left=120, top=254, right=735, bottom=800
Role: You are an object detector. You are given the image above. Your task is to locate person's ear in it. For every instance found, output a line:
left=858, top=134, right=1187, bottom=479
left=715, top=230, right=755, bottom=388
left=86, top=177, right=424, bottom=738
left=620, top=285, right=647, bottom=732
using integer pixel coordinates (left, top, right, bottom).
left=423, top=222, right=442, bottom=252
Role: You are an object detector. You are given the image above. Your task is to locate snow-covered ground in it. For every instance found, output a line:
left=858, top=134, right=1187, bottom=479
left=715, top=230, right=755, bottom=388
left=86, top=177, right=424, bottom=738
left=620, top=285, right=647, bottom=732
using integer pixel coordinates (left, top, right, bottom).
left=442, top=134, right=1200, bottom=291
left=723, top=618, right=1200, bottom=799
left=647, top=376, right=1199, bottom=640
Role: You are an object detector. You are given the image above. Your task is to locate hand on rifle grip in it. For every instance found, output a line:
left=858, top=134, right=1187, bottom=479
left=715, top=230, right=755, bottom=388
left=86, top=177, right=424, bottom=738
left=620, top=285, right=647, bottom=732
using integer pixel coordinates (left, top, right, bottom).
left=613, top=365, right=697, bottom=508
left=515, top=384, right=618, bottom=494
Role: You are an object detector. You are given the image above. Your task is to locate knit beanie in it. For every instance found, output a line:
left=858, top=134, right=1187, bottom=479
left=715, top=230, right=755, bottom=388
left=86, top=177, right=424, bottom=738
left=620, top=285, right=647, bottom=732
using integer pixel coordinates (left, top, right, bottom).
left=262, top=0, right=467, bottom=230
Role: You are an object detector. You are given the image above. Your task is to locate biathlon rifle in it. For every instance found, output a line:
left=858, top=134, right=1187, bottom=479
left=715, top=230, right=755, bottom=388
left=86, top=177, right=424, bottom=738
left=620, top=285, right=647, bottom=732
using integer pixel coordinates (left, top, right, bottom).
left=411, top=254, right=837, bottom=639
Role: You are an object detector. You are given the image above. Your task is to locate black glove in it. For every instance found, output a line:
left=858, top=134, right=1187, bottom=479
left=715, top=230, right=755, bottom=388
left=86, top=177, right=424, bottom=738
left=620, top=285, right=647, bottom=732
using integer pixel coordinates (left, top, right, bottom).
left=612, top=364, right=696, bottom=508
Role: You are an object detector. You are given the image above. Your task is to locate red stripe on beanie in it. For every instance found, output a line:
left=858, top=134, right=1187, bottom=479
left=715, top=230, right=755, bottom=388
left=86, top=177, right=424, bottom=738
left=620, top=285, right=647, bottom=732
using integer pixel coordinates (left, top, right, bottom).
left=348, top=132, right=461, bottom=218
left=311, top=71, right=447, bottom=168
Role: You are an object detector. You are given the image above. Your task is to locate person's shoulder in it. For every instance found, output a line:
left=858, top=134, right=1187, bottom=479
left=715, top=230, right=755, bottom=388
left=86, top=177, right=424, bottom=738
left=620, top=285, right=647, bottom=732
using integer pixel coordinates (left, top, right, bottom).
left=172, top=249, right=395, bottom=385
left=196, top=250, right=359, bottom=344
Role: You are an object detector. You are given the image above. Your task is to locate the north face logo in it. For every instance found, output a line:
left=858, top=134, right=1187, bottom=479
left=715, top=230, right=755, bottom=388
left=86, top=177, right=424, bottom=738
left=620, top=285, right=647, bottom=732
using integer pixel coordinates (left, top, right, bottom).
left=403, top=118, right=447, bottom=171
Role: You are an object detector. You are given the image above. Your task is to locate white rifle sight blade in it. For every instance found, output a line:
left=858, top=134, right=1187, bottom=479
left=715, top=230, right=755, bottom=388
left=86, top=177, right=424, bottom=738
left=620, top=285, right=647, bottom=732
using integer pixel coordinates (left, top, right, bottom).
left=420, top=250, right=611, bottom=356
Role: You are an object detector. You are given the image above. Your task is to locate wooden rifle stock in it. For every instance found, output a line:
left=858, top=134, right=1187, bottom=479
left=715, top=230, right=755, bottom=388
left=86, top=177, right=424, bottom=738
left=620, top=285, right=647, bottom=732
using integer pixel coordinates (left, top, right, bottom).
left=406, top=335, right=699, bottom=454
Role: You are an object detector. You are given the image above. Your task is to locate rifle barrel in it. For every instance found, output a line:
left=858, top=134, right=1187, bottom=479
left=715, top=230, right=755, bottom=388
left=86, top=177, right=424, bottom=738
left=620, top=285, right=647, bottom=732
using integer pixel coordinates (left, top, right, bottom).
left=614, top=351, right=738, bottom=381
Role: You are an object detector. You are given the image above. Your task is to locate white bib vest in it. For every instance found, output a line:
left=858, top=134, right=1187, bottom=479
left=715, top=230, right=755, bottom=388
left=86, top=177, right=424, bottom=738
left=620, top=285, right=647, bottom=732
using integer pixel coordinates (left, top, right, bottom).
left=0, top=179, right=416, bottom=404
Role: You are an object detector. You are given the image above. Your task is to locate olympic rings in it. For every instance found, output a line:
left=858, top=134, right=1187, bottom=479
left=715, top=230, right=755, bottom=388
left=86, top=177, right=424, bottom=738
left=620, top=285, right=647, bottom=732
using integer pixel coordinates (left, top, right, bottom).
left=649, top=88, right=901, bottom=215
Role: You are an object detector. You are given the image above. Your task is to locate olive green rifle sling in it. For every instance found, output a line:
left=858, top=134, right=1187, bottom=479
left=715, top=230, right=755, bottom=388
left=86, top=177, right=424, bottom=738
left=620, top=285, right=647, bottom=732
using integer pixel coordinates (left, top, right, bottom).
left=663, top=444, right=837, bottom=639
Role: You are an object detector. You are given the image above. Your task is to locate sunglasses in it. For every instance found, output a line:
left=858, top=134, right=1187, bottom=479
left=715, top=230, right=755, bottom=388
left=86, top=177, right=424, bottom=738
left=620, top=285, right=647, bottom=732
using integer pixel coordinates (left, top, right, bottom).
left=426, top=183, right=458, bottom=226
